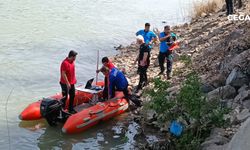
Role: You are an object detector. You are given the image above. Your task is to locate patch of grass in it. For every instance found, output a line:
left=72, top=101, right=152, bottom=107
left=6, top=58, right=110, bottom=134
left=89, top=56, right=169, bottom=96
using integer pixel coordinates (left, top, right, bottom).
left=179, top=54, right=192, bottom=66
left=145, top=78, right=172, bottom=114
left=173, top=68, right=184, bottom=76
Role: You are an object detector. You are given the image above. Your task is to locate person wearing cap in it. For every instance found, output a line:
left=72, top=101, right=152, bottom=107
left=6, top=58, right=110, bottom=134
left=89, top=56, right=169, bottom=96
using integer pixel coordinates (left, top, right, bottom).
left=158, top=25, right=177, bottom=79
left=136, top=23, right=157, bottom=50
left=60, top=50, right=78, bottom=114
left=134, top=35, right=150, bottom=93
left=100, top=66, right=141, bottom=107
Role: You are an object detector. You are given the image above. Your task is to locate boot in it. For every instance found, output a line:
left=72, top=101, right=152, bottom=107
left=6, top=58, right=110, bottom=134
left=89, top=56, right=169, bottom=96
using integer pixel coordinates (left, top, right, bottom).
left=167, top=72, right=172, bottom=80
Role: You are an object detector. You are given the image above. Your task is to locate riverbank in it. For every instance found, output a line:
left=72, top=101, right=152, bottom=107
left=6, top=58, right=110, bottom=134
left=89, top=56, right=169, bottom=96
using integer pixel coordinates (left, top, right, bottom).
left=110, top=1, right=250, bottom=149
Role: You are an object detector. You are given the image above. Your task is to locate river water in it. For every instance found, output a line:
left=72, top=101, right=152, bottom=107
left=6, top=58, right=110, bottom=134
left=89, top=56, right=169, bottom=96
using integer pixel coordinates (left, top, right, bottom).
left=0, top=0, right=197, bottom=149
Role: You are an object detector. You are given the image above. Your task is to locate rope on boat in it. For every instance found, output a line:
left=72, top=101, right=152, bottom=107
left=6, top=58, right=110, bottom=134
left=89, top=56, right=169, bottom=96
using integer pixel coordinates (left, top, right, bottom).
left=5, top=88, right=14, bottom=150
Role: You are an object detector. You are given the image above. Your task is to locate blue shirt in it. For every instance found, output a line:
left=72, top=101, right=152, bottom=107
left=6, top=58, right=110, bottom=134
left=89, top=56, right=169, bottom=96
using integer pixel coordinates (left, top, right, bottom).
left=109, top=68, right=128, bottom=97
left=159, top=32, right=177, bottom=53
left=136, top=30, right=156, bottom=49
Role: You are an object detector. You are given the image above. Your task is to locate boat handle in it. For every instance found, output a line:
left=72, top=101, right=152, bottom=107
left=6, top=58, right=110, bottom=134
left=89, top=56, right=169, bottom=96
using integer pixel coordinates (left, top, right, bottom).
left=83, top=117, right=91, bottom=122
left=89, top=105, right=109, bottom=115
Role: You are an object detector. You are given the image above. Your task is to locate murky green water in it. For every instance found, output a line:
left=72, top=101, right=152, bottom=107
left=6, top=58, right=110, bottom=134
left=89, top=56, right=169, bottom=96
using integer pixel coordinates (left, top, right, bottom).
left=0, top=0, right=197, bottom=149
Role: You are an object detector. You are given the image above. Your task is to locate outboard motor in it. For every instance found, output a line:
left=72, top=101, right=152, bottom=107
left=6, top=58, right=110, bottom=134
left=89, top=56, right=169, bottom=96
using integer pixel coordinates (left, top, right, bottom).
left=40, top=98, right=64, bottom=126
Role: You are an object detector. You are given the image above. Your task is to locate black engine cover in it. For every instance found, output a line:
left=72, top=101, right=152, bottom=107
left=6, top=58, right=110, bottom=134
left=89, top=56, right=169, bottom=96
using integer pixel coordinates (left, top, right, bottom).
left=40, top=98, right=62, bottom=126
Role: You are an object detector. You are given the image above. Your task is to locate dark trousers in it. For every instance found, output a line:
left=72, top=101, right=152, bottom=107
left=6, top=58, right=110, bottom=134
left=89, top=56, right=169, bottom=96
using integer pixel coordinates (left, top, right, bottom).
left=117, top=87, right=141, bottom=107
left=158, top=51, right=173, bottom=74
left=60, top=83, right=75, bottom=111
left=238, top=0, right=242, bottom=8
left=226, top=0, right=233, bottom=15
left=103, top=77, right=108, bottom=100
left=137, top=66, right=148, bottom=90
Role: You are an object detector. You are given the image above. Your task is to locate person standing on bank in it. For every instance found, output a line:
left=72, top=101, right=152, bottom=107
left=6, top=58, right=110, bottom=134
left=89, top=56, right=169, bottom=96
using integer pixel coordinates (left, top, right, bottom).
left=136, top=23, right=157, bottom=50
left=134, top=35, right=150, bottom=92
left=60, top=50, right=78, bottom=114
left=225, top=0, right=234, bottom=15
left=158, top=25, right=177, bottom=79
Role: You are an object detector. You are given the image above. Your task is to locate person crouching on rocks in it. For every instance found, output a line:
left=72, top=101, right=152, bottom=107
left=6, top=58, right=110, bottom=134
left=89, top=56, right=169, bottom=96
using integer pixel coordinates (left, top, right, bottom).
left=158, top=25, right=177, bottom=80
left=134, top=35, right=150, bottom=93
left=100, top=66, right=141, bottom=107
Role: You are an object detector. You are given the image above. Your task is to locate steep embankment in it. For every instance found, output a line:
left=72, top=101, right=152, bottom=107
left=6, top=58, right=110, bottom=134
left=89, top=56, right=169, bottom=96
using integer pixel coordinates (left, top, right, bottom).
left=111, top=1, right=250, bottom=149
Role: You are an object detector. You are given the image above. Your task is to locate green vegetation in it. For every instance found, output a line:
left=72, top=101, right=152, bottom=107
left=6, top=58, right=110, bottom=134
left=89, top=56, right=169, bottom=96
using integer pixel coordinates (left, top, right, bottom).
left=121, top=136, right=129, bottom=142
left=179, top=54, right=192, bottom=65
left=144, top=78, right=177, bottom=122
left=172, top=68, right=183, bottom=76
left=145, top=72, right=229, bottom=149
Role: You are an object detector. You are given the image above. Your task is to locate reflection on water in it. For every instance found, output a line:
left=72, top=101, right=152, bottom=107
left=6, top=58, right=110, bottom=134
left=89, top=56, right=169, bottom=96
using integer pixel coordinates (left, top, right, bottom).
left=18, top=113, right=156, bottom=149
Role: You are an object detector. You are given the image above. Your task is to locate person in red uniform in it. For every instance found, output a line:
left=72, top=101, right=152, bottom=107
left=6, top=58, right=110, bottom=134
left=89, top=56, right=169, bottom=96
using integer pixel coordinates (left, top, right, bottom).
left=101, top=57, right=115, bottom=69
left=96, top=57, right=115, bottom=100
left=60, top=50, right=77, bottom=114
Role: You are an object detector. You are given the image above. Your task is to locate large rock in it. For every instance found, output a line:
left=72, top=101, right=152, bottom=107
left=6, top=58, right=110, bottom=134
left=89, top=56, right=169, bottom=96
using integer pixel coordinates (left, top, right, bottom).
left=247, top=65, right=250, bottom=75
left=145, top=109, right=157, bottom=123
left=220, top=49, right=250, bottom=75
left=201, top=128, right=229, bottom=150
left=167, top=85, right=180, bottom=96
left=202, top=144, right=227, bottom=150
left=243, top=100, right=250, bottom=110
left=227, top=118, right=250, bottom=150
left=225, top=99, right=237, bottom=109
left=209, top=74, right=227, bottom=88
left=236, top=109, right=250, bottom=123
left=234, top=90, right=250, bottom=103
left=144, top=139, right=173, bottom=150
left=211, top=128, right=226, bottom=136
left=201, top=83, right=215, bottom=93
left=207, top=85, right=236, bottom=101
left=226, top=67, right=249, bottom=88
left=238, top=84, right=249, bottom=93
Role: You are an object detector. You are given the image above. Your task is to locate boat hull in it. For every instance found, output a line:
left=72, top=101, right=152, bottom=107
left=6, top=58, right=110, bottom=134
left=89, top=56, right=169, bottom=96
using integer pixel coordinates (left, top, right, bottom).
left=62, top=97, right=128, bottom=134
left=19, top=82, right=129, bottom=134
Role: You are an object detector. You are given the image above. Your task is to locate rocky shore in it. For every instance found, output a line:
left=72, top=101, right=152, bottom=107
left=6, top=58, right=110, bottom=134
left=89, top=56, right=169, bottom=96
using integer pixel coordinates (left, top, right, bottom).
left=111, top=1, right=250, bottom=149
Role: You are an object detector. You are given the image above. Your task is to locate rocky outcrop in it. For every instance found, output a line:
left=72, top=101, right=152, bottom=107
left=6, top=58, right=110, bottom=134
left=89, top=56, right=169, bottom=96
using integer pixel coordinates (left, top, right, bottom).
left=111, top=0, right=250, bottom=149
left=207, top=85, right=236, bottom=101
left=226, top=67, right=249, bottom=88
left=227, top=118, right=250, bottom=150
left=201, top=128, right=229, bottom=150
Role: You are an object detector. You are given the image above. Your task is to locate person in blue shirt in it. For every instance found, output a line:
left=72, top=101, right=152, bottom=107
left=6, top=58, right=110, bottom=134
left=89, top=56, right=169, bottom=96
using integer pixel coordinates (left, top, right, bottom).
left=100, top=66, right=141, bottom=107
left=136, top=23, right=157, bottom=50
left=158, top=25, right=177, bottom=79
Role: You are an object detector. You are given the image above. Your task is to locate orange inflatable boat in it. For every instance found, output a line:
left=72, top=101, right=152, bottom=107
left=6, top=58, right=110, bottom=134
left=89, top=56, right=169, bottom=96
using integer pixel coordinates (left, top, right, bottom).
left=19, top=81, right=129, bottom=134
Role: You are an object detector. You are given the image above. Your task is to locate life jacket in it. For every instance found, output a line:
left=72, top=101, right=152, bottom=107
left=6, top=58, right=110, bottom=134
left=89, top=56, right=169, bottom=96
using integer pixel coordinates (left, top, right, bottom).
left=169, top=41, right=180, bottom=51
